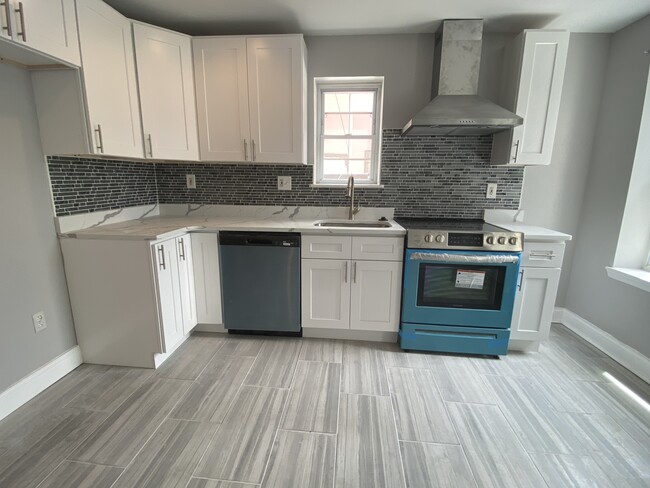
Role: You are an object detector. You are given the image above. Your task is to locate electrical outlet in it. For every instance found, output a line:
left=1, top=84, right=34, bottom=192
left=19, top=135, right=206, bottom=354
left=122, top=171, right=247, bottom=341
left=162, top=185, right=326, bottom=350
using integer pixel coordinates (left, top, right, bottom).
left=32, top=311, right=47, bottom=332
left=486, top=183, right=497, bottom=199
left=277, top=176, right=292, bottom=190
left=186, top=174, right=196, bottom=189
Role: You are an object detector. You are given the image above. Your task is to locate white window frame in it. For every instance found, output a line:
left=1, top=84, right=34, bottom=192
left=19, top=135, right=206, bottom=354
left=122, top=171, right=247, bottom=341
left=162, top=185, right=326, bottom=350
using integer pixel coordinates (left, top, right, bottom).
left=313, top=76, right=384, bottom=187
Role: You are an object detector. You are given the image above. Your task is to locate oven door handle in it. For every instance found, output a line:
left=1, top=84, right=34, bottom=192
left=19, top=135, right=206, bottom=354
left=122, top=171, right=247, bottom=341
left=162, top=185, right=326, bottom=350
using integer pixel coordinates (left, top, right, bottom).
left=409, top=252, right=519, bottom=264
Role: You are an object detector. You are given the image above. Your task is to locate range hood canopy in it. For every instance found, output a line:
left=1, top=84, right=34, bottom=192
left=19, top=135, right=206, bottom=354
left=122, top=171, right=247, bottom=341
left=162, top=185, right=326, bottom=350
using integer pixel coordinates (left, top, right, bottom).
left=402, top=19, right=523, bottom=136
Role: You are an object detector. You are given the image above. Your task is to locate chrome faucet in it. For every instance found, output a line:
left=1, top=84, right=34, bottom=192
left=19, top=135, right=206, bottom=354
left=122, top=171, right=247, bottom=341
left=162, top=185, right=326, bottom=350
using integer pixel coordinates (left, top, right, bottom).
left=346, top=176, right=360, bottom=220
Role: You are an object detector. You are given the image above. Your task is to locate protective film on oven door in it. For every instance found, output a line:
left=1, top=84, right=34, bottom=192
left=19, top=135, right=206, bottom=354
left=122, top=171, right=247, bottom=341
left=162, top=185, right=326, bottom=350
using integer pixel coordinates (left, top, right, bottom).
left=401, top=249, right=521, bottom=329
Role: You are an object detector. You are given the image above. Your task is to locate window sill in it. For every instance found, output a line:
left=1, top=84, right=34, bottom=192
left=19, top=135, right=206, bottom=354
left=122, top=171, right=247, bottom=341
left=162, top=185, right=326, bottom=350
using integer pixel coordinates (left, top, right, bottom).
left=606, top=267, right=650, bottom=293
left=310, top=183, right=385, bottom=189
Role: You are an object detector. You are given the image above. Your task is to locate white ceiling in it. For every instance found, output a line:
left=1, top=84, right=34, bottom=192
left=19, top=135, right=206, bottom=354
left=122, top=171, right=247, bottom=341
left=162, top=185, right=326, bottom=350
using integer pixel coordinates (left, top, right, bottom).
left=103, top=0, right=650, bottom=36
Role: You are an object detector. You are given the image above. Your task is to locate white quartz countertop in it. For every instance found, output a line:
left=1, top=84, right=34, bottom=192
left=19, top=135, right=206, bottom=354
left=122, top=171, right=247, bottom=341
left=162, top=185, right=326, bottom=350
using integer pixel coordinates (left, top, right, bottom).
left=489, top=222, right=572, bottom=242
left=64, top=215, right=406, bottom=241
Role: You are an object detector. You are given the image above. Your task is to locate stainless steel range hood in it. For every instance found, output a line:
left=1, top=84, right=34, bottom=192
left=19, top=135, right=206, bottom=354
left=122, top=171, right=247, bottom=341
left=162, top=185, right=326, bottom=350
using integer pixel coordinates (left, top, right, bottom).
left=402, top=19, right=523, bottom=136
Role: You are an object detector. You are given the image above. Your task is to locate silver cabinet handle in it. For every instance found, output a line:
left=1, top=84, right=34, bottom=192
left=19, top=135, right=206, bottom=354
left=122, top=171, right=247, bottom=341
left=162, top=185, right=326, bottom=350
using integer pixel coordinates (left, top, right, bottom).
left=243, top=139, right=248, bottom=161
left=94, top=124, right=104, bottom=153
left=178, top=238, right=185, bottom=261
left=158, top=245, right=166, bottom=270
left=352, top=261, right=357, bottom=283
left=14, top=1, right=25, bottom=41
left=1, top=1, right=12, bottom=37
left=529, top=251, right=556, bottom=260
left=343, top=261, right=348, bottom=283
left=147, top=134, right=153, bottom=157
left=517, top=269, right=524, bottom=291
left=512, top=139, right=520, bottom=162
left=251, top=139, right=256, bottom=161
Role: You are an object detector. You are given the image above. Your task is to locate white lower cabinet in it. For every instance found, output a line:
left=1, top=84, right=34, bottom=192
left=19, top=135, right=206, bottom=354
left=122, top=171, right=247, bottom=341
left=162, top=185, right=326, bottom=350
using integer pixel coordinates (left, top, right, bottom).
left=191, top=233, right=223, bottom=325
left=301, top=235, right=403, bottom=333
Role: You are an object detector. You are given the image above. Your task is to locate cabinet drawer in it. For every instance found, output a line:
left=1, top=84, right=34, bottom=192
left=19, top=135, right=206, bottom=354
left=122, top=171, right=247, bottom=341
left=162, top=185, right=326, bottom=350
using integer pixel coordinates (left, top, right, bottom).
left=352, top=236, right=404, bottom=261
left=302, top=235, right=352, bottom=259
left=521, top=242, right=565, bottom=268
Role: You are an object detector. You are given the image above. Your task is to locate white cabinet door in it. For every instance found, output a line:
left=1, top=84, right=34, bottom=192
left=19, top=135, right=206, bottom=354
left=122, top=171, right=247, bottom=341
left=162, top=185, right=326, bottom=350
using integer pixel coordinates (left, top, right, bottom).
left=76, top=0, right=144, bottom=158
left=350, top=260, right=402, bottom=332
left=16, top=0, right=80, bottom=65
left=176, top=235, right=197, bottom=335
left=191, top=233, right=223, bottom=325
left=301, top=259, right=350, bottom=329
left=246, top=36, right=305, bottom=163
left=492, top=30, right=569, bottom=166
left=0, top=0, right=12, bottom=41
left=193, top=37, right=250, bottom=161
left=153, top=239, right=184, bottom=352
left=133, top=23, right=198, bottom=161
left=510, top=267, right=561, bottom=342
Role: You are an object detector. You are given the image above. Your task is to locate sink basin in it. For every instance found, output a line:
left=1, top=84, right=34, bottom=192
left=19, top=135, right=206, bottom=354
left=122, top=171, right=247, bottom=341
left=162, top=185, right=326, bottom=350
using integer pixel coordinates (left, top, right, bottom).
left=313, top=219, right=392, bottom=228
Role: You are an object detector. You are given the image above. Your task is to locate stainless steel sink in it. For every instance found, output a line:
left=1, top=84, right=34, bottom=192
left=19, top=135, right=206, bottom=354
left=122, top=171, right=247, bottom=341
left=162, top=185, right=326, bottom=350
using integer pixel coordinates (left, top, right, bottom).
left=313, top=219, right=392, bottom=228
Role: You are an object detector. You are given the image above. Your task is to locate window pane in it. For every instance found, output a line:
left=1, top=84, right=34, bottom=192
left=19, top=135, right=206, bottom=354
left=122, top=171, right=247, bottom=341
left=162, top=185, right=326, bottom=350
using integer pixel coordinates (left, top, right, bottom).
left=324, top=92, right=350, bottom=113
left=350, top=113, right=373, bottom=135
left=323, top=138, right=349, bottom=159
left=350, top=91, right=375, bottom=112
left=349, top=138, right=373, bottom=159
left=323, top=159, right=349, bottom=179
left=323, top=113, right=350, bottom=135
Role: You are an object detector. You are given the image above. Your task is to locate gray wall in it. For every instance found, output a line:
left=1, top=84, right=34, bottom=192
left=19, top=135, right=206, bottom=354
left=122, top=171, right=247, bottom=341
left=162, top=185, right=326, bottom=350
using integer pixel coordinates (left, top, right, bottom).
left=0, top=63, right=77, bottom=393
left=520, top=33, right=611, bottom=306
left=564, top=15, right=650, bottom=357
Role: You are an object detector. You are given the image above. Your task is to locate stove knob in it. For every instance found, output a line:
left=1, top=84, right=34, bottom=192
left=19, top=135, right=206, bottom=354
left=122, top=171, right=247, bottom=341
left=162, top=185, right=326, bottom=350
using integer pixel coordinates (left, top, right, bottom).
left=486, top=236, right=495, bottom=245
left=424, top=234, right=433, bottom=243
left=435, top=234, right=445, bottom=243
left=509, top=237, right=518, bottom=245
left=497, top=236, right=506, bottom=245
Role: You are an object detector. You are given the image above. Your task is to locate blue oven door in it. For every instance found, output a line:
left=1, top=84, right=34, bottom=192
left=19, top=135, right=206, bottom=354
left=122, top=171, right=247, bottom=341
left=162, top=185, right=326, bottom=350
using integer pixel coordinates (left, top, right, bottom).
left=401, top=249, right=521, bottom=329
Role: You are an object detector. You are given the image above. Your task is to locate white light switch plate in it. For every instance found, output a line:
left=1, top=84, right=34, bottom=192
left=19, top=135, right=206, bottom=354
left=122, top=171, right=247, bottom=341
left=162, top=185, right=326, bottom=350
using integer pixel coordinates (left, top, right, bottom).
left=486, top=183, right=497, bottom=199
left=32, top=311, right=47, bottom=332
left=277, top=176, right=292, bottom=190
left=186, top=174, right=196, bottom=189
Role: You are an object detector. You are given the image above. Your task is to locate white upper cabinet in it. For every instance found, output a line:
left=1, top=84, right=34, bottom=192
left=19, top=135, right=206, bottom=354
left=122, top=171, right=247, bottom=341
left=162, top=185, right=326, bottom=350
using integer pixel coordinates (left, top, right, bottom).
left=193, top=37, right=251, bottom=162
left=193, top=34, right=307, bottom=163
left=133, top=23, right=199, bottom=161
left=0, top=0, right=80, bottom=66
left=76, top=0, right=144, bottom=158
left=492, top=30, right=569, bottom=166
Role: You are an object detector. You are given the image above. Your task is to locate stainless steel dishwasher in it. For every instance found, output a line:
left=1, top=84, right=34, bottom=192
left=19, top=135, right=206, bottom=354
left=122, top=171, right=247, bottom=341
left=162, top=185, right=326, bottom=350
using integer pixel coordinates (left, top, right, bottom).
left=219, top=231, right=301, bottom=335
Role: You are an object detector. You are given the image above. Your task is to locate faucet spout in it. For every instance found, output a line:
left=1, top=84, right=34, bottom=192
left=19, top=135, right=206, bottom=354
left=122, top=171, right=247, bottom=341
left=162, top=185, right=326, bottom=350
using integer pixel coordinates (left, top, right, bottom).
left=346, top=176, right=359, bottom=220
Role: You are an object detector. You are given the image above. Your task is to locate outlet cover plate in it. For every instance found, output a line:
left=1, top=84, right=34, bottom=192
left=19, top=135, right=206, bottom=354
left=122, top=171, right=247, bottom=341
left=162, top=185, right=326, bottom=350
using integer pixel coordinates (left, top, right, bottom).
left=278, top=176, right=292, bottom=190
left=486, top=183, right=497, bottom=199
left=186, top=174, right=196, bottom=189
left=32, top=311, right=47, bottom=332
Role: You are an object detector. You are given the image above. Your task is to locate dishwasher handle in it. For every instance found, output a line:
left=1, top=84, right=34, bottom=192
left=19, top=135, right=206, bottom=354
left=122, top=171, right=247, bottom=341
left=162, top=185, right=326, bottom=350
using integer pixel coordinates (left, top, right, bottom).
left=219, top=231, right=300, bottom=247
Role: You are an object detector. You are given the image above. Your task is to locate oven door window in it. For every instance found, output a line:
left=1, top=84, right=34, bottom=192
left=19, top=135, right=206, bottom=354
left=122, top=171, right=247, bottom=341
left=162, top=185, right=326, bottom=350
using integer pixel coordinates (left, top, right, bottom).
left=417, top=263, right=506, bottom=310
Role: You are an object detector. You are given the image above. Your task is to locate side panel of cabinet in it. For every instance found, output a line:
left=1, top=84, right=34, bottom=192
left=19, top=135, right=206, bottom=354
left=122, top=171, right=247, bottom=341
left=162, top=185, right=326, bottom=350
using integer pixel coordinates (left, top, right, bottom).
left=153, top=239, right=183, bottom=352
left=191, top=233, right=223, bottom=325
left=193, top=37, right=250, bottom=161
left=510, top=267, right=561, bottom=342
left=176, top=235, right=197, bottom=334
left=19, top=0, right=80, bottom=65
left=350, top=260, right=402, bottom=332
left=133, top=23, right=198, bottom=161
left=76, top=0, right=144, bottom=158
left=246, top=36, right=305, bottom=163
left=301, top=259, right=350, bottom=329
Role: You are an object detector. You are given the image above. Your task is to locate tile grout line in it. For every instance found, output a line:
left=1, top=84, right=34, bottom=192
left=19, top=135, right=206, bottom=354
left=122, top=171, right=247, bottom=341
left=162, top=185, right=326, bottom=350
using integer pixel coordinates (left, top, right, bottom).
left=383, top=349, right=409, bottom=488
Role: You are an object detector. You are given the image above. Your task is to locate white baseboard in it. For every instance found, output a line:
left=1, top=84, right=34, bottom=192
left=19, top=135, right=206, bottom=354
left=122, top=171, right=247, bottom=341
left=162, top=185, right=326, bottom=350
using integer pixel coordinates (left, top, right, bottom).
left=554, top=307, right=650, bottom=383
left=0, top=346, right=83, bottom=421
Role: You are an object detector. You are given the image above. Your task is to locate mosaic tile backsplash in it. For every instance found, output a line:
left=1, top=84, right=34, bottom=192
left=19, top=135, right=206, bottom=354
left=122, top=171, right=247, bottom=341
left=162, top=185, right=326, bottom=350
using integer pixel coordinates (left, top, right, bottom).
left=47, top=129, right=524, bottom=219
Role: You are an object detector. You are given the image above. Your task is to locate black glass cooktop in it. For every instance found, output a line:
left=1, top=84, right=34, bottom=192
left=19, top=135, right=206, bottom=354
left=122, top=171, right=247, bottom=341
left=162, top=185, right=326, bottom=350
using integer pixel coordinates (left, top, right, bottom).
left=395, top=218, right=507, bottom=233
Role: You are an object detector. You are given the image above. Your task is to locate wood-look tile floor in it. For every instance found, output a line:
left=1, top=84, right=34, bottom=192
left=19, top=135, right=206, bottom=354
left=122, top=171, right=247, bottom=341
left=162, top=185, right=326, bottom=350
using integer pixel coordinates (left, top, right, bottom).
left=1, top=325, right=649, bottom=488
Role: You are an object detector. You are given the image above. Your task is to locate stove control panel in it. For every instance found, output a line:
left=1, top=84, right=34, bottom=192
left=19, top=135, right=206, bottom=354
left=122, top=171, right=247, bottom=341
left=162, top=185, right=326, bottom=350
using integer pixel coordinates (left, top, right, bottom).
left=408, top=229, right=523, bottom=252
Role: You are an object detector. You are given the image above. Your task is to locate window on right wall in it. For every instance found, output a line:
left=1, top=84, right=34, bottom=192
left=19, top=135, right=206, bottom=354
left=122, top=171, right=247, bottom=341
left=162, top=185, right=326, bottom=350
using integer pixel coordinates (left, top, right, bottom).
left=313, top=77, right=384, bottom=186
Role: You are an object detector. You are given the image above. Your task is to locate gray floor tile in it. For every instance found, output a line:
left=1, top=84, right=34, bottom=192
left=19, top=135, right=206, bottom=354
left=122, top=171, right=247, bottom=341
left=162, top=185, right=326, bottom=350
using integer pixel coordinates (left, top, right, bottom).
left=383, top=342, right=433, bottom=369
left=536, top=344, right=604, bottom=382
left=430, top=356, right=497, bottom=404
left=0, top=409, right=107, bottom=488
left=66, top=366, right=154, bottom=412
left=336, top=393, right=405, bottom=488
left=447, top=402, right=547, bottom=488
left=470, top=352, right=538, bottom=377
left=529, top=452, right=616, bottom=487
left=485, top=374, right=591, bottom=454
left=589, top=356, right=650, bottom=402
left=281, top=361, right=340, bottom=434
left=299, top=338, right=343, bottom=363
left=244, top=339, right=302, bottom=389
left=170, top=355, right=255, bottom=423
left=195, top=386, right=288, bottom=484
left=388, top=367, right=457, bottom=444
left=187, top=479, right=258, bottom=488
left=262, top=430, right=335, bottom=488
left=155, top=334, right=225, bottom=380
left=112, top=419, right=218, bottom=488
left=217, top=336, right=265, bottom=357
left=400, top=441, right=477, bottom=488
left=37, top=460, right=123, bottom=488
left=341, top=342, right=390, bottom=396
left=69, top=378, right=191, bottom=466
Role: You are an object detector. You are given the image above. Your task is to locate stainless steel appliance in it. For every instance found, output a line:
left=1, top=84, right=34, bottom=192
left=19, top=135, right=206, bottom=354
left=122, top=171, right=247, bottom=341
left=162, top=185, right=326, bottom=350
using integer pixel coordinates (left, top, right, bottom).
left=397, top=218, right=523, bottom=356
left=219, top=231, right=301, bottom=334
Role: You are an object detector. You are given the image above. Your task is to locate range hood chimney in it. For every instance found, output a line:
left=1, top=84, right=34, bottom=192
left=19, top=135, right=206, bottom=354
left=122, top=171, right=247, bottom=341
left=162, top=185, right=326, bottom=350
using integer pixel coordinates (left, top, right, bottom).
left=402, top=19, right=523, bottom=136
